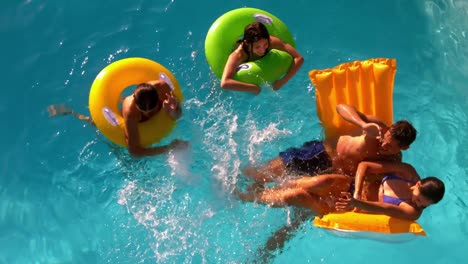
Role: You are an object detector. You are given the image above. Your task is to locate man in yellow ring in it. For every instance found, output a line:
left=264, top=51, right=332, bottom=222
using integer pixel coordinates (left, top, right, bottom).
left=47, top=80, right=188, bottom=157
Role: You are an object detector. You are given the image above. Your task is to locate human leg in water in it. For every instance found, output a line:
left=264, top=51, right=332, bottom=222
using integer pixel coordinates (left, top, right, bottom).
left=47, top=104, right=94, bottom=125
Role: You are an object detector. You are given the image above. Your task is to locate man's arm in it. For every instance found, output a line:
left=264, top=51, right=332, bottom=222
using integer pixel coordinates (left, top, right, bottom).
left=162, top=92, right=182, bottom=120
left=123, top=112, right=170, bottom=157
left=336, top=104, right=389, bottom=129
left=122, top=99, right=181, bottom=158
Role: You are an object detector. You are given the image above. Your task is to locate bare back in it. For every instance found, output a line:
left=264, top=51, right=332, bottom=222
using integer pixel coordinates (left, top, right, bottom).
left=324, top=131, right=381, bottom=175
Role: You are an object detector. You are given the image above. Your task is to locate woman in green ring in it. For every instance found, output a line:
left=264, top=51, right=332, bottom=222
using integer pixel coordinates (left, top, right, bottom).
left=220, top=22, right=304, bottom=95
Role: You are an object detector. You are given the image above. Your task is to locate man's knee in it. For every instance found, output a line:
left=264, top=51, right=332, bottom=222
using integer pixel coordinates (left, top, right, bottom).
left=265, top=157, right=286, bottom=173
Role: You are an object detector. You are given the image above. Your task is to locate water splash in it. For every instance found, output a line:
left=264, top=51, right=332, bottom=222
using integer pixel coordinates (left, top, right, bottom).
left=167, top=145, right=202, bottom=185
left=245, top=119, right=292, bottom=165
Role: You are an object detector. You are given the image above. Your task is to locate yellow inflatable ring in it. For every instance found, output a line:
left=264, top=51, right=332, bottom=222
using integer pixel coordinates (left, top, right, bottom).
left=309, top=58, right=426, bottom=238
left=88, top=57, right=183, bottom=147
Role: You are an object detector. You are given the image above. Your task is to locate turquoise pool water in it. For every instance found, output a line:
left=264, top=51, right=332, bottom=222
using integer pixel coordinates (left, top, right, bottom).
left=1, top=0, right=467, bottom=263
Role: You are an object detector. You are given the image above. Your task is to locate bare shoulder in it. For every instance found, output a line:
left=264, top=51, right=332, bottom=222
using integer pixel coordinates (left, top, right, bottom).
left=269, top=36, right=285, bottom=48
left=222, top=46, right=246, bottom=80
left=230, top=45, right=246, bottom=60
left=397, top=162, right=420, bottom=181
left=121, top=96, right=132, bottom=113
left=121, top=96, right=138, bottom=119
left=399, top=202, right=423, bottom=220
left=270, top=35, right=279, bottom=40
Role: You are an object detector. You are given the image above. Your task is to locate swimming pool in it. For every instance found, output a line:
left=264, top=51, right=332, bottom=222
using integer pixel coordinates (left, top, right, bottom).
left=1, top=0, right=466, bottom=263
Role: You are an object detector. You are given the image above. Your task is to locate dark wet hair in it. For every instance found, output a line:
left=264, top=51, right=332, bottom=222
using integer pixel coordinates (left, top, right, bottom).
left=239, top=22, right=271, bottom=58
left=390, top=120, right=417, bottom=147
left=420, top=177, right=445, bottom=204
left=133, top=83, right=159, bottom=112
left=242, top=22, right=270, bottom=44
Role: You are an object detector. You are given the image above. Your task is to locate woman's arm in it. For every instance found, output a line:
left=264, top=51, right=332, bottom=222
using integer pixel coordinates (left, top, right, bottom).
left=336, top=193, right=423, bottom=220
left=353, top=161, right=421, bottom=198
left=353, top=161, right=395, bottom=199
left=363, top=161, right=421, bottom=181
left=220, top=47, right=261, bottom=94
left=353, top=162, right=369, bottom=199
left=270, top=36, right=304, bottom=90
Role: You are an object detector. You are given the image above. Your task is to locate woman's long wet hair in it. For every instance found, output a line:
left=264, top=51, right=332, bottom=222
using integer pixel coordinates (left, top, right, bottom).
left=419, top=177, right=445, bottom=204
left=241, top=22, right=270, bottom=57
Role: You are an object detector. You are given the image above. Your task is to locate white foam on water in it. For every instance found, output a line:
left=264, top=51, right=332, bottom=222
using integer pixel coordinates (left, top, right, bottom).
left=245, top=120, right=292, bottom=165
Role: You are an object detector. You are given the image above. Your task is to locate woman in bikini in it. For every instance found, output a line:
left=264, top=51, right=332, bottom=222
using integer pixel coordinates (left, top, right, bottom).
left=237, top=161, right=445, bottom=220
left=221, top=22, right=304, bottom=95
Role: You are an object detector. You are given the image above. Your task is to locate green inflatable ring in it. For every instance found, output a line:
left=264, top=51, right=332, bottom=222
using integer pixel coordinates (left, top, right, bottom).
left=204, top=8, right=296, bottom=86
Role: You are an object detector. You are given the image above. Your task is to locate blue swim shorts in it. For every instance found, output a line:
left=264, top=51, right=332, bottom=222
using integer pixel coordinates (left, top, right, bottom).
left=278, top=140, right=332, bottom=175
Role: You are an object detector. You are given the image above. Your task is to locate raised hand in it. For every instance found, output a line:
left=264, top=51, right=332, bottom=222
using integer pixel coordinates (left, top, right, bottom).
left=162, top=92, right=181, bottom=119
left=362, top=122, right=382, bottom=138
left=163, top=92, right=178, bottom=112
